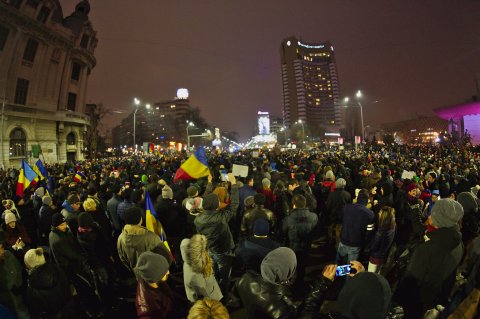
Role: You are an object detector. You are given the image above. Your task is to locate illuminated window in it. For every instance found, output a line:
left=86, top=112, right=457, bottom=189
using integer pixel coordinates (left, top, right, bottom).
left=10, top=128, right=26, bottom=157
left=170, top=105, right=176, bottom=109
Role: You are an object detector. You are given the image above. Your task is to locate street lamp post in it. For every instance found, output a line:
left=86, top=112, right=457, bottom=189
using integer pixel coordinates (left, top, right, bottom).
left=186, top=121, right=195, bottom=150
left=355, top=90, right=365, bottom=143
left=133, top=98, right=150, bottom=153
left=295, top=120, right=305, bottom=146
left=279, top=126, right=287, bottom=146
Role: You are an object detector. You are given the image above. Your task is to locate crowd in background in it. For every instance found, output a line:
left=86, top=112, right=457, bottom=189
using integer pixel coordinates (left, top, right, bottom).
left=1, top=143, right=480, bottom=319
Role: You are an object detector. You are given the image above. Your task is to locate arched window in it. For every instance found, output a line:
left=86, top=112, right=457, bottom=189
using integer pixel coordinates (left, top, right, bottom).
left=66, top=132, right=76, bottom=145
left=10, top=128, right=26, bottom=157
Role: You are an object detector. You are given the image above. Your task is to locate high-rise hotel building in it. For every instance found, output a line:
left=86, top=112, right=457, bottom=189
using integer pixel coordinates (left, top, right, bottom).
left=280, top=37, right=341, bottom=130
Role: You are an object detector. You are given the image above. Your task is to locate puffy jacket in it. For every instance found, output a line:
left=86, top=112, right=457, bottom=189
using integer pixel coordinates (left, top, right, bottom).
left=326, top=188, right=351, bottom=224
left=194, top=185, right=239, bottom=254
left=241, top=205, right=276, bottom=236
left=237, top=271, right=295, bottom=319
left=282, top=207, right=318, bottom=251
left=180, top=238, right=222, bottom=302
left=117, top=224, right=170, bottom=272
left=26, top=263, right=71, bottom=317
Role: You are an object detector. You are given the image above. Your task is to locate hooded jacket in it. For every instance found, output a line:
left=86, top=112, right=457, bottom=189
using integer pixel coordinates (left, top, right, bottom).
left=194, top=184, right=239, bottom=254
left=237, top=247, right=297, bottom=319
left=394, top=226, right=463, bottom=318
left=117, top=224, right=170, bottom=272
left=180, top=238, right=222, bottom=302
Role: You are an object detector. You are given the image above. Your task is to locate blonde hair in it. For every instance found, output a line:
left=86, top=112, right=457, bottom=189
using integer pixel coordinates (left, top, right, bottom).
left=187, top=298, right=230, bottom=319
left=82, top=198, right=97, bottom=212
left=186, top=234, right=213, bottom=278
left=378, top=206, right=396, bottom=230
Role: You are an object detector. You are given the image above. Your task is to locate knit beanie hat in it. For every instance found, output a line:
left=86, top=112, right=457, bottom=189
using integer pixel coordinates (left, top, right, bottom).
left=253, top=218, right=270, bottom=236
left=261, top=247, right=297, bottom=285
left=244, top=196, right=255, bottom=209
left=78, top=212, right=95, bottom=228
left=4, top=212, right=16, bottom=224
left=24, top=248, right=46, bottom=270
left=431, top=198, right=464, bottom=228
left=51, top=213, right=66, bottom=227
left=457, top=192, right=478, bottom=214
left=338, top=272, right=392, bottom=319
left=262, top=178, right=271, bottom=188
left=124, top=207, right=142, bottom=225
left=134, top=251, right=169, bottom=284
left=335, top=178, right=347, bottom=189
left=82, top=198, right=97, bottom=212
left=405, top=183, right=418, bottom=193
left=325, top=170, right=335, bottom=181
left=162, top=185, right=174, bottom=200
left=35, top=187, right=45, bottom=197
left=203, top=193, right=219, bottom=211
left=42, top=196, right=52, bottom=206
left=187, top=186, right=199, bottom=197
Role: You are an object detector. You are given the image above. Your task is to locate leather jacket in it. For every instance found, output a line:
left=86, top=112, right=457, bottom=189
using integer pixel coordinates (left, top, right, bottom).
left=237, top=271, right=296, bottom=319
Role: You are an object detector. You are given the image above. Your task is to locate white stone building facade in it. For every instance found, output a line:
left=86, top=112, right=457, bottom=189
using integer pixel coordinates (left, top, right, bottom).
left=0, top=0, right=97, bottom=168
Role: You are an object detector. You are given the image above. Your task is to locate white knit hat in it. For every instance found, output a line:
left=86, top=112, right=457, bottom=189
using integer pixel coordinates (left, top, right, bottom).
left=24, top=248, right=46, bottom=270
left=4, top=211, right=16, bottom=224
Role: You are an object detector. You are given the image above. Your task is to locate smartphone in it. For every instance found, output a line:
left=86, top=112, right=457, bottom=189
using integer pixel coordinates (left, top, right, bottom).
left=336, top=264, right=351, bottom=277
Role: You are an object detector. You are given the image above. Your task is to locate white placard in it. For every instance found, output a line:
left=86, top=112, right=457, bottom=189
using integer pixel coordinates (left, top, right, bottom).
left=232, top=164, right=249, bottom=177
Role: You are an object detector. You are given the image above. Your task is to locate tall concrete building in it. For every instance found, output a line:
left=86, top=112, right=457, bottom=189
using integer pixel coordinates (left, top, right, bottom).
left=280, top=36, right=341, bottom=135
left=0, top=0, right=97, bottom=167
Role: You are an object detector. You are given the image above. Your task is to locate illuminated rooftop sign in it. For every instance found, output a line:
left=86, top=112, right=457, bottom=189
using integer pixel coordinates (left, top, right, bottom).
left=297, top=41, right=325, bottom=49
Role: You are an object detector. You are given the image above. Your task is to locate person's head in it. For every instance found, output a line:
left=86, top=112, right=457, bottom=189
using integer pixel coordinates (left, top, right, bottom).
left=187, top=185, right=199, bottom=198
left=292, top=194, right=306, bottom=209
left=325, top=170, right=335, bottom=181
left=24, top=248, right=46, bottom=270
left=253, top=193, right=266, bottom=207
left=429, top=198, right=464, bottom=228
left=4, top=211, right=16, bottom=229
left=244, top=196, right=255, bottom=210
left=35, top=187, right=45, bottom=198
left=262, top=178, right=271, bottom=189
left=161, top=186, right=174, bottom=200
left=378, top=206, right=395, bottom=230
left=246, top=176, right=254, bottom=187
left=82, top=197, right=97, bottom=212
left=122, top=188, right=133, bottom=201
left=427, top=171, right=437, bottom=183
left=78, top=212, right=95, bottom=229
left=261, top=247, right=297, bottom=285
left=203, top=193, right=220, bottom=211
left=432, top=189, right=440, bottom=202
left=42, top=195, right=52, bottom=207
left=356, top=189, right=369, bottom=205
left=134, top=251, right=170, bottom=286
left=124, top=207, right=143, bottom=225
left=335, top=178, right=346, bottom=189
left=405, top=183, right=418, bottom=198
left=110, top=183, right=122, bottom=196
left=67, top=194, right=81, bottom=211
left=186, top=234, right=213, bottom=278
left=87, top=183, right=97, bottom=196
left=338, top=272, right=392, bottom=319
left=187, top=298, right=230, bottom=319
left=52, top=213, right=67, bottom=232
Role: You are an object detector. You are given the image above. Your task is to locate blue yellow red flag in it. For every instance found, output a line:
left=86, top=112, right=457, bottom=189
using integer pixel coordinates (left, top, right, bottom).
left=145, top=191, right=173, bottom=259
left=174, top=147, right=210, bottom=182
left=16, top=160, right=38, bottom=197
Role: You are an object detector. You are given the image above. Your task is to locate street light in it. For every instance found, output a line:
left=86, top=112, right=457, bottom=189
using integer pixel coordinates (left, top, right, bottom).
left=355, top=90, right=365, bottom=143
left=279, top=126, right=287, bottom=145
left=295, top=120, right=305, bottom=146
left=187, top=121, right=195, bottom=150
left=133, top=98, right=151, bottom=153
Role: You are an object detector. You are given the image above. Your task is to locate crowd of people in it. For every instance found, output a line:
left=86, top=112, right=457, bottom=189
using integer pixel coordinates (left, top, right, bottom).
left=1, top=143, right=480, bottom=319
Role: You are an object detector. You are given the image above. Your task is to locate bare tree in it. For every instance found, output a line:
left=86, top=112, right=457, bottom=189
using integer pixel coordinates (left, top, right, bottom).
left=85, top=103, right=112, bottom=158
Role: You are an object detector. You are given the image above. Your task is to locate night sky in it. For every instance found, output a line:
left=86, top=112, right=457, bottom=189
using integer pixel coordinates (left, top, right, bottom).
left=61, top=0, right=480, bottom=141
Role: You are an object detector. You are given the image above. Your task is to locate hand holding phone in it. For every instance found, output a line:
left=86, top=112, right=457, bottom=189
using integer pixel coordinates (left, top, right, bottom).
left=322, top=264, right=337, bottom=282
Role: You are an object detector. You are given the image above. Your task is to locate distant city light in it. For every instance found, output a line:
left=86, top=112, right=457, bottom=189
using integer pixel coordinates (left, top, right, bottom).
left=297, top=41, right=325, bottom=49
left=286, top=40, right=291, bottom=46
left=177, top=88, right=189, bottom=99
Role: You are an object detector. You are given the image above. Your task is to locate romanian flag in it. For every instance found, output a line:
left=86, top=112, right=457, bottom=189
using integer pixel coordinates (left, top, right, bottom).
left=16, top=160, right=38, bottom=197
left=73, top=171, right=86, bottom=183
left=145, top=191, right=173, bottom=260
left=174, top=146, right=210, bottom=182
left=33, top=159, right=48, bottom=180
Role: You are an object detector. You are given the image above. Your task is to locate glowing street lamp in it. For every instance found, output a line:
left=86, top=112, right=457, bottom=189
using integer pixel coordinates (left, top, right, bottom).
left=187, top=121, right=195, bottom=149
left=133, top=98, right=151, bottom=153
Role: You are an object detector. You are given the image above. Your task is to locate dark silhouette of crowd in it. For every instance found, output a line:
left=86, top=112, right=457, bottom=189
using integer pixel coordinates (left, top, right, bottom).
left=1, top=143, right=480, bottom=319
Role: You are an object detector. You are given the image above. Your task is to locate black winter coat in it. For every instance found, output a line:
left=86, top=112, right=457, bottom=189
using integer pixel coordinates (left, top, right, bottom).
left=282, top=208, right=318, bottom=251
left=237, top=271, right=295, bottom=319
left=49, top=228, right=86, bottom=274
left=326, top=188, right=351, bottom=224
left=77, top=223, right=113, bottom=270
left=26, top=263, right=71, bottom=317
